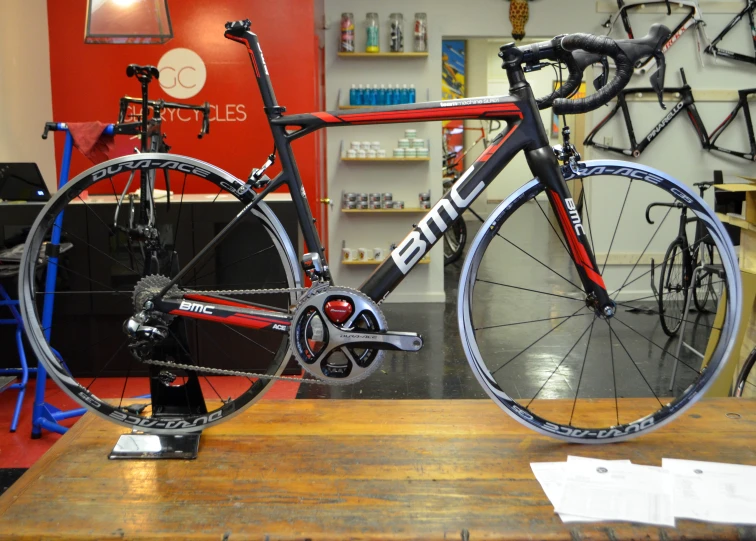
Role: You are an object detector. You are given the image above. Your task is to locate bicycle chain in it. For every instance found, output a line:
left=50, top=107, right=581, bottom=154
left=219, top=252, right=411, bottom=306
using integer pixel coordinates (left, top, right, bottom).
left=141, top=283, right=331, bottom=385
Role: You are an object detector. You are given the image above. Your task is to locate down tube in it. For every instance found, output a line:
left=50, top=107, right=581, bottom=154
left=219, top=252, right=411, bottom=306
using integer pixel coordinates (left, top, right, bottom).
left=359, top=126, right=530, bottom=303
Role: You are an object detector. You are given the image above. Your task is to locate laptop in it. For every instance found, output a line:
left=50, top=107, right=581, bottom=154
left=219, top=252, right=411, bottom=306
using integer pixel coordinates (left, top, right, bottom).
left=0, top=163, right=51, bottom=202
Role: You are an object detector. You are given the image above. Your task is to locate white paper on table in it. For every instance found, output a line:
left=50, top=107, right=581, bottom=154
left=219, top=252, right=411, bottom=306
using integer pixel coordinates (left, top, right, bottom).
left=662, top=458, right=756, bottom=525
left=554, top=461, right=675, bottom=527
left=531, top=457, right=632, bottom=523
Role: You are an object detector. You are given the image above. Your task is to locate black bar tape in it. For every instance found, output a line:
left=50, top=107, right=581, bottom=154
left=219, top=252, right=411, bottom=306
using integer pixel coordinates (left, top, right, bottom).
left=553, top=34, right=633, bottom=115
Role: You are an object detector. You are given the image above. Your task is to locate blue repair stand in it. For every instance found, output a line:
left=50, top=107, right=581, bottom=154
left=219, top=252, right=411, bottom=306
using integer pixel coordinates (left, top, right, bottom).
left=0, top=284, right=34, bottom=432
left=31, top=123, right=114, bottom=438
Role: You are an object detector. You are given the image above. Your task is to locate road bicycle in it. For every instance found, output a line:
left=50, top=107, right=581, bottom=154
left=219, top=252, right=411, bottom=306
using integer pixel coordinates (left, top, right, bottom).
left=19, top=20, right=741, bottom=443
left=584, top=68, right=756, bottom=161
left=646, top=181, right=720, bottom=336
left=705, top=0, right=756, bottom=66
left=602, top=0, right=706, bottom=74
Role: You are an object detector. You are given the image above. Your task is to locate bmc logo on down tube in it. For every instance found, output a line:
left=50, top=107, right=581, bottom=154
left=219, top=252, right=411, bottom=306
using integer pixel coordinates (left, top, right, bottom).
left=158, top=48, right=207, bottom=99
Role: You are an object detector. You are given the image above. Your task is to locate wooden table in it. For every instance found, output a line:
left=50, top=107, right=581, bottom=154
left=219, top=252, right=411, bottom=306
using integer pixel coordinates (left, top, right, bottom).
left=1, top=399, right=756, bottom=540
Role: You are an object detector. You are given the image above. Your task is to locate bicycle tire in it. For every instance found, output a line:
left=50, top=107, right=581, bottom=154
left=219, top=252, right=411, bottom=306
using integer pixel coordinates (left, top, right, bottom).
left=19, top=154, right=302, bottom=433
left=444, top=218, right=467, bottom=266
left=693, top=241, right=715, bottom=312
left=659, top=239, right=687, bottom=337
left=458, top=159, right=740, bottom=443
left=734, top=347, right=756, bottom=398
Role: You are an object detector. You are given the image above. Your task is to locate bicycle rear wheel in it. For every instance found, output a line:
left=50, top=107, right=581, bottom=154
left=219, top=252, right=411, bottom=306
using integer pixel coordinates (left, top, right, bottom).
left=659, top=239, right=686, bottom=337
left=19, top=154, right=301, bottom=432
left=459, top=160, right=740, bottom=443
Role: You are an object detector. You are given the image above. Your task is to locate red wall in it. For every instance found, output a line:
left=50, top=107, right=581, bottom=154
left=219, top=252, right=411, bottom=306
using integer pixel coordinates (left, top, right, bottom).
left=47, top=0, right=320, bottom=197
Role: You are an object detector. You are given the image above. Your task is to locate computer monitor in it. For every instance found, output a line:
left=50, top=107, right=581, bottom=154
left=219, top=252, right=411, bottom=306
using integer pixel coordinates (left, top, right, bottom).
left=0, top=163, right=51, bottom=202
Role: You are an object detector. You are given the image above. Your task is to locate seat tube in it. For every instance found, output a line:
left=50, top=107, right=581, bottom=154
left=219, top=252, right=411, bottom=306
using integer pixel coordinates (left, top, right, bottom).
left=525, top=146, right=614, bottom=314
left=243, top=32, right=279, bottom=110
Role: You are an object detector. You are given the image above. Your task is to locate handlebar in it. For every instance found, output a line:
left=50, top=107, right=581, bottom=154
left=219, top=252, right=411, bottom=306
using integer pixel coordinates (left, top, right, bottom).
left=505, top=24, right=671, bottom=115
left=118, top=96, right=211, bottom=138
left=646, top=201, right=684, bottom=224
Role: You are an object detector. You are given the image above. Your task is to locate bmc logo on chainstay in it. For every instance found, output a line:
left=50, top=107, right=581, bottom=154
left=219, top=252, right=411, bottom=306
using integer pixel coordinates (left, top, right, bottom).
left=179, top=300, right=214, bottom=314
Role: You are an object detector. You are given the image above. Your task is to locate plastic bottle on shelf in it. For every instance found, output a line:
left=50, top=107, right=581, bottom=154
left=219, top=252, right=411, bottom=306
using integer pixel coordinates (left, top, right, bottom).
left=400, top=84, right=409, bottom=104
left=349, top=84, right=358, bottom=106
left=393, top=84, right=402, bottom=104
left=386, top=84, right=394, bottom=105
left=366, top=13, right=380, bottom=53
left=368, top=84, right=378, bottom=106
left=409, top=84, right=416, bottom=103
left=356, top=84, right=365, bottom=106
left=378, top=84, right=387, bottom=105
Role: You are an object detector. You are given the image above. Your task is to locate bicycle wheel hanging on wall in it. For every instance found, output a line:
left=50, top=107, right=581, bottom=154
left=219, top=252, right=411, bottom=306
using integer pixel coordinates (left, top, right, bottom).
left=459, top=160, right=740, bottom=443
left=19, top=154, right=302, bottom=433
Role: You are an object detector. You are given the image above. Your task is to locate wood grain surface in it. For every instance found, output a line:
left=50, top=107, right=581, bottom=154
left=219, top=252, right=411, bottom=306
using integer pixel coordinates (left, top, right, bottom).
left=1, top=399, right=756, bottom=540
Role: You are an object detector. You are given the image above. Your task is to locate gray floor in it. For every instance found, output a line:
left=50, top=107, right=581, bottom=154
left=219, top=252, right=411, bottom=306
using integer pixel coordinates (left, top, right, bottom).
left=298, top=207, right=719, bottom=403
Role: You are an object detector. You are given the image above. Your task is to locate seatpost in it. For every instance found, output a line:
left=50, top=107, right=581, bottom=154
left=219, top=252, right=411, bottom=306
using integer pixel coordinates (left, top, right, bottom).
left=140, top=77, right=150, bottom=153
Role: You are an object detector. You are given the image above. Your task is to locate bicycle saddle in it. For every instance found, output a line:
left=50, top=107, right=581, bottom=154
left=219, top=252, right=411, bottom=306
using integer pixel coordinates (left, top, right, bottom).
left=126, top=64, right=159, bottom=80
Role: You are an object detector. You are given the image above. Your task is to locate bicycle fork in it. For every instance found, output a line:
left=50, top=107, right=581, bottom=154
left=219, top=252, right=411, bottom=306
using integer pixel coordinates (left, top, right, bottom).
left=526, top=147, right=615, bottom=317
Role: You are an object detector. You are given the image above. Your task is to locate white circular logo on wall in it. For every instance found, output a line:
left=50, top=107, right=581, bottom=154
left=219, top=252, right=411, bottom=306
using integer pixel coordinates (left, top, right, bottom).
left=157, top=48, right=207, bottom=99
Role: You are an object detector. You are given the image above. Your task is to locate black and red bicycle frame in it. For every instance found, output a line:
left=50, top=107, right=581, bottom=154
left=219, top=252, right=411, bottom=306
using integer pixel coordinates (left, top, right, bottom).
left=152, top=23, right=613, bottom=330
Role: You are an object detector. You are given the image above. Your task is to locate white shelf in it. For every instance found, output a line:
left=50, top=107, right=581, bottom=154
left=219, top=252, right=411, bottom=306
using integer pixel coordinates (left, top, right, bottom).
left=337, top=52, right=428, bottom=58
left=342, top=258, right=430, bottom=266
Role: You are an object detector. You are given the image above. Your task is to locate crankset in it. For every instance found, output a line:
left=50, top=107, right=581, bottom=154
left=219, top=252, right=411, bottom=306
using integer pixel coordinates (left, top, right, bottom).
left=290, top=286, right=423, bottom=384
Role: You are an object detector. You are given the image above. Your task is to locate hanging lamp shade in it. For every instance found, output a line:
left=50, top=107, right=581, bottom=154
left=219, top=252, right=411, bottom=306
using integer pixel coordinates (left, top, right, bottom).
left=85, top=0, right=173, bottom=44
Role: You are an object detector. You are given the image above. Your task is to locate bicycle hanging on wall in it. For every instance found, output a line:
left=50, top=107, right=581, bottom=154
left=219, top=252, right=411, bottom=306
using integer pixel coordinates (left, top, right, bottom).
left=19, top=21, right=741, bottom=443
left=705, top=0, right=756, bottom=66
left=602, top=0, right=707, bottom=73
left=584, top=68, right=756, bottom=161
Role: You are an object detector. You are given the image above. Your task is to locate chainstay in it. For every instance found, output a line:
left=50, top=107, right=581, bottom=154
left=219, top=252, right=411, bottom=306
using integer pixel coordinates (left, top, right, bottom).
left=141, top=358, right=331, bottom=385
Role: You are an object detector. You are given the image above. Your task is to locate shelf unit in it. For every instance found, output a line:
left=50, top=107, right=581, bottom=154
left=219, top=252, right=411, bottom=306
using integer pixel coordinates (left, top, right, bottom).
left=337, top=52, right=429, bottom=58
left=342, top=208, right=427, bottom=214
left=343, top=258, right=430, bottom=266
left=341, top=157, right=429, bottom=162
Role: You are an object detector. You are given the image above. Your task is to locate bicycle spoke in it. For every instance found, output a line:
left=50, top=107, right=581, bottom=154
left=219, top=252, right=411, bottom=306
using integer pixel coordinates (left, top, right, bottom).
left=475, top=312, right=592, bottom=331
left=187, top=245, right=276, bottom=286
left=491, top=304, right=589, bottom=376
left=609, top=321, right=619, bottom=425
left=51, top=222, right=139, bottom=276
left=608, top=323, right=664, bottom=408
left=476, top=279, right=585, bottom=303
left=86, top=339, right=129, bottom=392
left=611, top=205, right=673, bottom=300
left=613, top=316, right=702, bottom=375
left=602, top=179, right=632, bottom=273
left=495, top=233, right=582, bottom=291
left=524, top=315, right=596, bottom=408
left=221, top=323, right=276, bottom=355
left=534, top=196, right=571, bottom=256
left=168, top=173, right=189, bottom=273
left=568, top=315, right=597, bottom=426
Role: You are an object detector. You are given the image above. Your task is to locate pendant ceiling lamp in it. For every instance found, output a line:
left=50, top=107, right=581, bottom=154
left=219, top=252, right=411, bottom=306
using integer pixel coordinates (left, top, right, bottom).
left=85, top=0, right=173, bottom=44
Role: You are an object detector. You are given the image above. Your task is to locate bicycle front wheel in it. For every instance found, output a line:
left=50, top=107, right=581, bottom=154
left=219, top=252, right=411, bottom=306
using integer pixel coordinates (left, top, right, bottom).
left=19, top=154, right=302, bottom=433
left=458, top=160, right=740, bottom=443
left=659, top=239, right=686, bottom=337
left=444, top=217, right=467, bottom=265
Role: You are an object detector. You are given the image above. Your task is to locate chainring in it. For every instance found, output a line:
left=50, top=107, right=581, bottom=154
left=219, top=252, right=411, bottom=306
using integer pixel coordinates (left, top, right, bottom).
left=290, top=286, right=387, bottom=385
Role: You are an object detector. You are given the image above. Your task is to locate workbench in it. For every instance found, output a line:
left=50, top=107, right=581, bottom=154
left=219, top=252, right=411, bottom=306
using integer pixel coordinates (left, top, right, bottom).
left=1, top=399, right=755, bottom=540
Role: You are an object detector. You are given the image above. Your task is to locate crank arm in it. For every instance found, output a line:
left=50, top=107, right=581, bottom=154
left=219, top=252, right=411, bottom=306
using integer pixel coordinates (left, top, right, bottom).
left=325, top=327, right=424, bottom=353
left=153, top=296, right=291, bottom=333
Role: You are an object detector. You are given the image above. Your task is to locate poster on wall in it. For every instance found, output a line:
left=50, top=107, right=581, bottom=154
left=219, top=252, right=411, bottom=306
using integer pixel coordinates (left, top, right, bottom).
left=442, top=40, right=466, bottom=176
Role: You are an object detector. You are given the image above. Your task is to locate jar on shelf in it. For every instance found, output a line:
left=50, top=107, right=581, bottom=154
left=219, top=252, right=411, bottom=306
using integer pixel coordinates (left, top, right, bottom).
left=340, top=13, right=355, bottom=52
left=389, top=13, right=404, bottom=53
left=366, top=13, right=380, bottom=53
left=414, top=13, right=427, bottom=52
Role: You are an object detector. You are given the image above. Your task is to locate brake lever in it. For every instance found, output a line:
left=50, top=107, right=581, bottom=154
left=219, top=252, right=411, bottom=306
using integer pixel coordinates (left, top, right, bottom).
left=649, top=52, right=667, bottom=109
left=593, top=57, right=610, bottom=91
